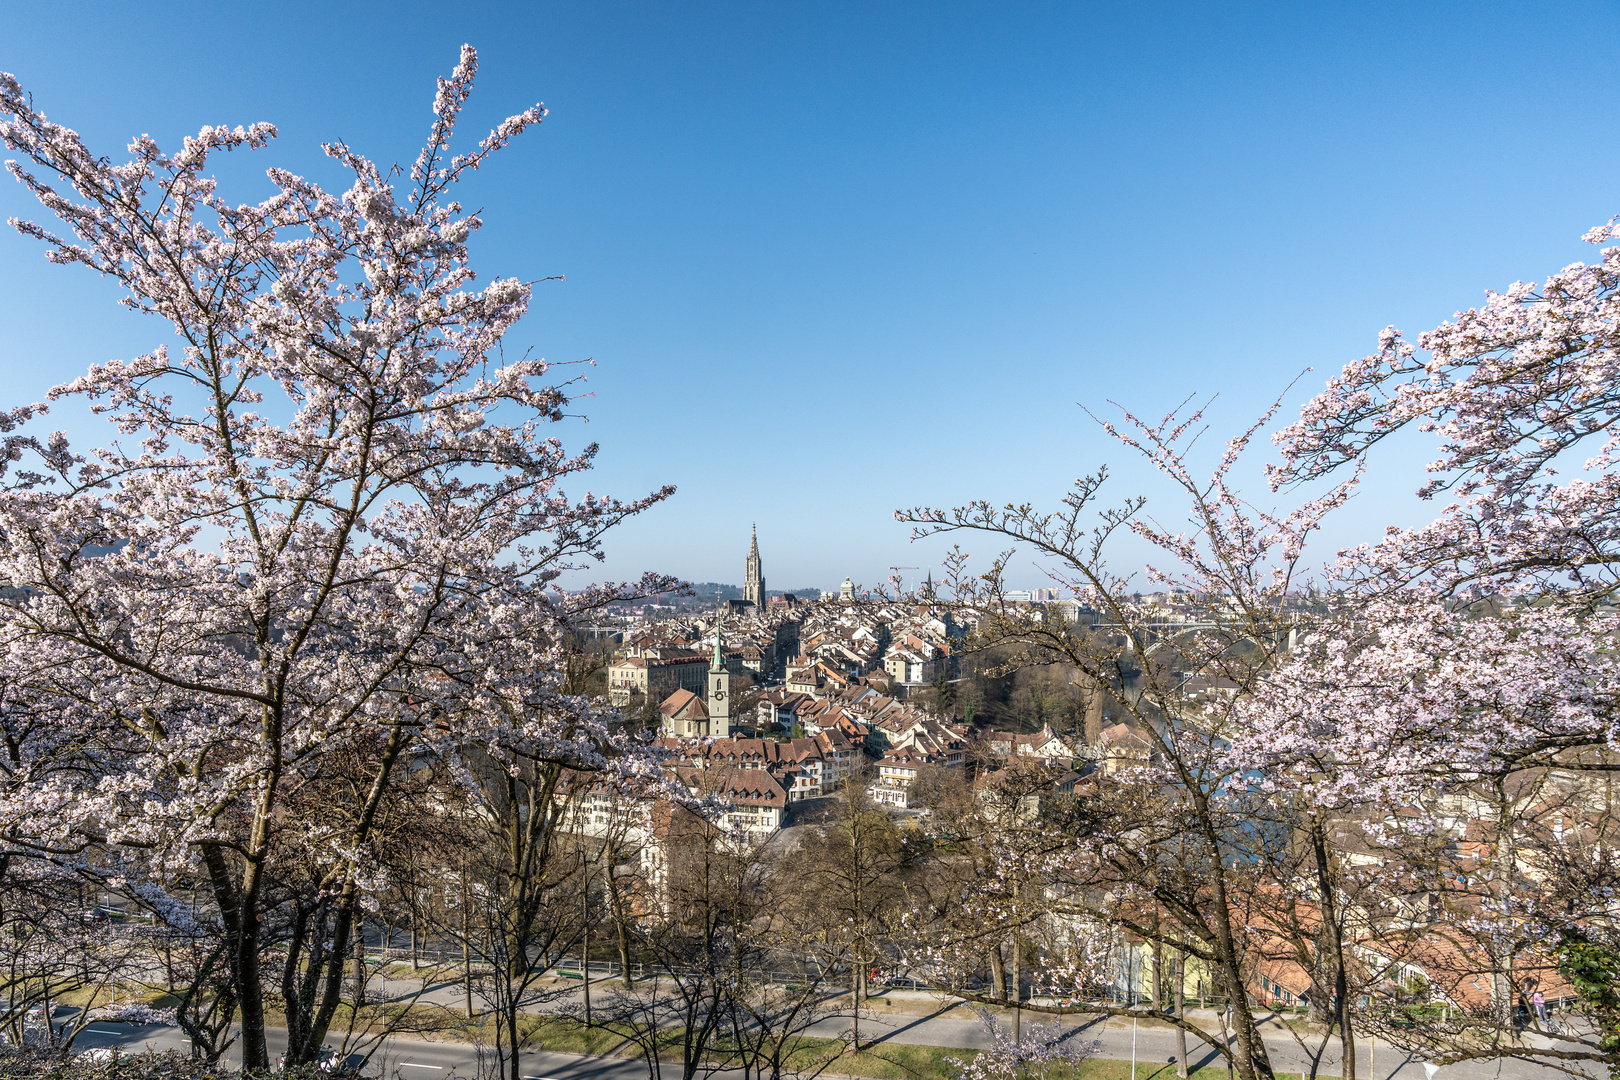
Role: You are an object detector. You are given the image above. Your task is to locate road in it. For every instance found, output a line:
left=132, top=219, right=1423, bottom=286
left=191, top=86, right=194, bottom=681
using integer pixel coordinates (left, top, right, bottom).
left=67, top=995, right=1591, bottom=1080
left=371, top=971, right=1595, bottom=1080
left=72, top=1021, right=651, bottom=1080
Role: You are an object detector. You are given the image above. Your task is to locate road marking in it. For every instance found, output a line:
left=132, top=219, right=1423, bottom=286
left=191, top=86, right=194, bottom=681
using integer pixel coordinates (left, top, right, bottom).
left=401, top=1065, right=444, bottom=1070
left=86, top=1028, right=127, bottom=1034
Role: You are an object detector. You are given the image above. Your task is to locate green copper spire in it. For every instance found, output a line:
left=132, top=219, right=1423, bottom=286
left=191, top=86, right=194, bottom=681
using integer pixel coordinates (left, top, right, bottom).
left=711, top=609, right=726, bottom=672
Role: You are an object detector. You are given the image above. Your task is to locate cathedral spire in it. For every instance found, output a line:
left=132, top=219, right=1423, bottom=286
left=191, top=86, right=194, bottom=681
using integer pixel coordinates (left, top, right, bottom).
left=744, top=525, right=764, bottom=608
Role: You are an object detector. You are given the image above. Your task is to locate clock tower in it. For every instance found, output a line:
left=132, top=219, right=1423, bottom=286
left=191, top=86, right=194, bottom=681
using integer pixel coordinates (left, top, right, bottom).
left=707, top=613, right=731, bottom=738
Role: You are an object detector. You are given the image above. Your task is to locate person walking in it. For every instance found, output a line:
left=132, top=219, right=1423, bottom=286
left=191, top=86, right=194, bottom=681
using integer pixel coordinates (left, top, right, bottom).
left=1532, top=990, right=1549, bottom=1028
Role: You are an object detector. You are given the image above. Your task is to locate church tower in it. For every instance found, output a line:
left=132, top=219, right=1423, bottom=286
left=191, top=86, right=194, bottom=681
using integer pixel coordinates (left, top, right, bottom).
left=707, top=613, right=731, bottom=738
left=744, top=525, right=765, bottom=609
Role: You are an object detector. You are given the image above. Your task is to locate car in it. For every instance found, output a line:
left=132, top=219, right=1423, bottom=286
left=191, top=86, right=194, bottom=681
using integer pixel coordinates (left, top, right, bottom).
left=277, top=1047, right=339, bottom=1072
left=79, top=906, right=125, bottom=924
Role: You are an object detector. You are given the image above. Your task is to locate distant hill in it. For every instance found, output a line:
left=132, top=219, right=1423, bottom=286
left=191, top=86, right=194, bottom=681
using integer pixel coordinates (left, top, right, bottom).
left=646, top=582, right=829, bottom=607
left=684, top=582, right=741, bottom=600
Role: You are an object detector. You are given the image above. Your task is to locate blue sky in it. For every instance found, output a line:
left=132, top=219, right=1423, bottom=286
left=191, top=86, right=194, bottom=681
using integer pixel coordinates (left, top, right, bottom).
left=2, top=2, right=1618, bottom=593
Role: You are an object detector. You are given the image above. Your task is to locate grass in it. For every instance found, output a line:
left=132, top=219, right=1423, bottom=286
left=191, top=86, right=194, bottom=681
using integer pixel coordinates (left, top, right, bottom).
left=507, top=1014, right=635, bottom=1056
left=1063, top=1064, right=1298, bottom=1080
left=805, top=1038, right=959, bottom=1080
left=48, top=985, right=173, bottom=1012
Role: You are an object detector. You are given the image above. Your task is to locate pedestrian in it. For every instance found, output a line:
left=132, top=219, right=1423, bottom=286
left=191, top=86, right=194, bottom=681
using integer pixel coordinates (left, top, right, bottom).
left=1533, top=990, right=1548, bottom=1027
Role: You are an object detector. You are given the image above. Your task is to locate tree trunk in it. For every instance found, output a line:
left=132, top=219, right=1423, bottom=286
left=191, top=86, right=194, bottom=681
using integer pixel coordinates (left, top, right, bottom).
left=1203, top=846, right=1277, bottom=1080
left=201, top=843, right=270, bottom=1072
left=851, top=947, right=861, bottom=1051
left=353, top=917, right=367, bottom=1008
left=462, top=873, right=474, bottom=1018
left=1491, top=783, right=1518, bottom=1038
left=506, top=1002, right=521, bottom=1080
left=582, top=860, right=592, bottom=1026
left=297, top=891, right=365, bottom=1059
left=1217, top=956, right=1274, bottom=1080
left=989, top=943, right=1007, bottom=1005
left=1153, top=936, right=1164, bottom=1013
left=229, top=899, right=269, bottom=1069
left=607, top=863, right=635, bottom=989
left=1221, top=1007, right=1235, bottom=1080
left=1309, top=815, right=1355, bottom=1080
left=1175, top=952, right=1188, bottom=1079
left=290, top=725, right=407, bottom=1063
left=1013, top=935, right=1022, bottom=1045
left=582, top=928, right=592, bottom=1026
left=616, top=912, right=633, bottom=990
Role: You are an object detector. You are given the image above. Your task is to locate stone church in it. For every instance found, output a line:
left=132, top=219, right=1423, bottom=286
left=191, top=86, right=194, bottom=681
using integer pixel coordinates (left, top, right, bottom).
left=659, top=620, right=733, bottom=739
left=744, top=525, right=765, bottom=608
left=659, top=528, right=770, bottom=738
left=724, top=525, right=767, bottom=614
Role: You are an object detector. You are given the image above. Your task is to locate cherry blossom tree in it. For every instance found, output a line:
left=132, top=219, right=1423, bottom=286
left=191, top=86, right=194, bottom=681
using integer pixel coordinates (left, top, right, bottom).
left=946, top=1008, right=1099, bottom=1080
left=897, top=398, right=1357, bottom=1080
left=0, top=46, right=675, bottom=1069
left=1233, top=597, right=1620, bottom=1075
left=897, top=207, right=1620, bottom=1080
left=1234, top=213, right=1620, bottom=1077
left=0, top=860, right=142, bottom=1050
left=899, top=759, right=1093, bottom=1016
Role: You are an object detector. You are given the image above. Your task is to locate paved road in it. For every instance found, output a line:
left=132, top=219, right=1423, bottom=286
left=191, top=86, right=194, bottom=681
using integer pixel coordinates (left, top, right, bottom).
left=439, top=975, right=1595, bottom=1080
left=804, top=1004, right=1587, bottom=1080
left=72, top=1022, right=652, bottom=1080
left=67, top=1001, right=1590, bottom=1080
